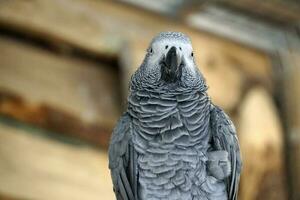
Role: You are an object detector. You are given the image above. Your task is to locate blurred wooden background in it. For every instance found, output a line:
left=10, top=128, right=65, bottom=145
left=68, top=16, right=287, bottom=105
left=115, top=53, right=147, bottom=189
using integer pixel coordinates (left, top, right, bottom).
left=0, top=0, right=299, bottom=200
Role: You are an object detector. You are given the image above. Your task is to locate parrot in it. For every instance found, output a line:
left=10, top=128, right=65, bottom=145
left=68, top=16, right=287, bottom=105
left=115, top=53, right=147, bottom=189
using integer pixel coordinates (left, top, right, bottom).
left=108, top=32, right=242, bottom=200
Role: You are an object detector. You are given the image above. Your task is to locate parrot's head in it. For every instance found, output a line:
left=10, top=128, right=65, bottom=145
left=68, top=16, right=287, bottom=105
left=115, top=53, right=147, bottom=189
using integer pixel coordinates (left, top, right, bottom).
left=131, top=32, right=206, bottom=91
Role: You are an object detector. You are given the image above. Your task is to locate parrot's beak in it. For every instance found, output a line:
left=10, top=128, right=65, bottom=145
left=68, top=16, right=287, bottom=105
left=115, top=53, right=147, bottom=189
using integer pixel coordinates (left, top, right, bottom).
left=161, top=46, right=182, bottom=83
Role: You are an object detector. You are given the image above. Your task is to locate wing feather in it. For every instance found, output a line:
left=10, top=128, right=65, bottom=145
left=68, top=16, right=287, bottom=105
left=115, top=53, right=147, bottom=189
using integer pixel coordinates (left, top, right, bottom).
left=210, top=105, right=242, bottom=200
left=108, top=113, right=137, bottom=200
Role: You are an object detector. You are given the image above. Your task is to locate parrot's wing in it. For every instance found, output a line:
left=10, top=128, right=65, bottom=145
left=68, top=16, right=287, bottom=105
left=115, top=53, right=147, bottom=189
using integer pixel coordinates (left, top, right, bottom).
left=210, top=105, right=242, bottom=200
left=108, top=113, right=137, bottom=200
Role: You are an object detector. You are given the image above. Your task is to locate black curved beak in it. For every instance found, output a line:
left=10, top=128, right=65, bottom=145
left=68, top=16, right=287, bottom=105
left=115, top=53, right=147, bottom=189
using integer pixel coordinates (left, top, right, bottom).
left=161, top=46, right=182, bottom=83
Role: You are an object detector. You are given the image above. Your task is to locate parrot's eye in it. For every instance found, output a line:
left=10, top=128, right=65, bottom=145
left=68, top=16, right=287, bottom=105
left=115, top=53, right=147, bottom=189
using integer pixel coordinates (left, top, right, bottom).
left=165, top=45, right=168, bottom=49
left=191, top=52, right=194, bottom=57
left=149, top=48, right=153, bottom=54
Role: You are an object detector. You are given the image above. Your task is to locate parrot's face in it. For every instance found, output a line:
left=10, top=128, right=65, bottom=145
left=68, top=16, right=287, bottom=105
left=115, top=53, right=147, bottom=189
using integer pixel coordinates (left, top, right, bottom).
left=132, top=32, right=205, bottom=90
left=146, top=38, right=195, bottom=83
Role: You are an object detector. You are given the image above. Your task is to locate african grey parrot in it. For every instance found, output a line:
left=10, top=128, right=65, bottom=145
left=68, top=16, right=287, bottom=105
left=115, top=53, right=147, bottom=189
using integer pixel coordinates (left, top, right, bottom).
left=108, top=32, right=242, bottom=200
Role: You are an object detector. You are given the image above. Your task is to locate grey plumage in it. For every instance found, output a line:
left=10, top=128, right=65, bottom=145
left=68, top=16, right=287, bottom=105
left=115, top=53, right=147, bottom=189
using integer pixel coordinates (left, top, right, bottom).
left=108, top=32, right=242, bottom=200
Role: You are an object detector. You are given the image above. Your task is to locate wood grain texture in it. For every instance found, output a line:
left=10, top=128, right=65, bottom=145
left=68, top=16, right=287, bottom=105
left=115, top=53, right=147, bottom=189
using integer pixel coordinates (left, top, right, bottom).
left=0, top=35, right=121, bottom=126
left=0, top=35, right=123, bottom=147
left=0, top=123, right=115, bottom=200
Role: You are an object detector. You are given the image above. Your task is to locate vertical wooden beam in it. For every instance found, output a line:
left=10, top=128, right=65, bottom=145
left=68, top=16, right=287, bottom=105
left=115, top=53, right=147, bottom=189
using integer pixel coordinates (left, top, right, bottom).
left=281, top=51, right=300, bottom=200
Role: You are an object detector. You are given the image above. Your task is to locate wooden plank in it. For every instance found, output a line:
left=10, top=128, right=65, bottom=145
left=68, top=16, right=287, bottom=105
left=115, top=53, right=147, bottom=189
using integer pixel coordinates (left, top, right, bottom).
left=0, top=36, right=121, bottom=147
left=0, top=91, right=112, bottom=148
left=281, top=51, right=300, bottom=200
left=0, top=122, right=115, bottom=200
left=0, top=0, right=123, bottom=59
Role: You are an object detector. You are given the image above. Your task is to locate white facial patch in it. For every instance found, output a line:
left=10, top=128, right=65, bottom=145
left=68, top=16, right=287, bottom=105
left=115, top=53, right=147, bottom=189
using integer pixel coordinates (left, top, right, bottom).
left=148, top=38, right=196, bottom=74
